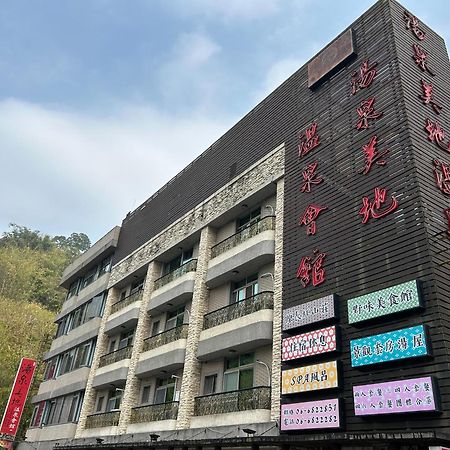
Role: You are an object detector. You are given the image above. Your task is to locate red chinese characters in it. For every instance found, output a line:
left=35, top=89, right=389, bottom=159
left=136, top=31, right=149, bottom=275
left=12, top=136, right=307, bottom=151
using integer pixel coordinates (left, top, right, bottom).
left=299, top=204, right=328, bottom=235
left=356, top=98, right=383, bottom=130
left=420, top=80, right=442, bottom=114
left=296, top=249, right=327, bottom=288
left=300, top=162, right=324, bottom=193
left=412, top=44, right=435, bottom=76
left=298, top=122, right=320, bottom=157
left=359, top=187, right=399, bottom=224
left=425, top=119, right=450, bottom=151
left=359, top=135, right=389, bottom=175
left=433, top=160, right=450, bottom=195
left=445, top=208, right=450, bottom=235
left=404, top=11, right=426, bottom=41
left=351, top=60, right=378, bottom=95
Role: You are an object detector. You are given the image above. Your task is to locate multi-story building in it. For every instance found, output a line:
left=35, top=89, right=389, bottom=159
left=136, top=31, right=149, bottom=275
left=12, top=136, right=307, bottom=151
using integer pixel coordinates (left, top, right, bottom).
left=22, top=1, right=450, bottom=449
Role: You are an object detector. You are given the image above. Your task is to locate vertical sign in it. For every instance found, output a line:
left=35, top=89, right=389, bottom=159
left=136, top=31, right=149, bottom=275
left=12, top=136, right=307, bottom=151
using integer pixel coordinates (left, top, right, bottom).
left=0, top=358, right=37, bottom=444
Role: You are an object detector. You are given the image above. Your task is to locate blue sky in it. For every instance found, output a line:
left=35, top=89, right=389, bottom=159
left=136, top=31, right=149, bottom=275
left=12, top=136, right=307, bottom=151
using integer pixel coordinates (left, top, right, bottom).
left=0, top=0, right=448, bottom=243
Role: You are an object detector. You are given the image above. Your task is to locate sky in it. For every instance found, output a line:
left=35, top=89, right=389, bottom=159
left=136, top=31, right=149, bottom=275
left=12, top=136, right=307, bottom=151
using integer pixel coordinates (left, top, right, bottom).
left=0, top=0, right=448, bottom=243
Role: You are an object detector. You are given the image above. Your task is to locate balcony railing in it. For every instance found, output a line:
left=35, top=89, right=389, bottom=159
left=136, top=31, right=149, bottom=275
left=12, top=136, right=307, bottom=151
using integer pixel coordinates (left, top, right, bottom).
left=211, top=216, right=275, bottom=259
left=194, top=386, right=271, bottom=416
left=143, top=324, right=189, bottom=352
left=130, top=402, right=179, bottom=423
left=111, top=289, right=143, bottom=314
left=85, top=411, right=120, bottom=428
left=98, top=345, right=133, bottom=368
left=154, top=259, right=198, bottom=291
left=203, top=291, right=274, bottom=330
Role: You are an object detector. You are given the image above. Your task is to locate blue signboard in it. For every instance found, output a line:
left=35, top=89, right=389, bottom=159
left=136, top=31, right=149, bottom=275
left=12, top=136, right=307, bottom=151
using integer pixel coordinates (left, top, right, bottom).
left=350, top=325, right=429, bottom=367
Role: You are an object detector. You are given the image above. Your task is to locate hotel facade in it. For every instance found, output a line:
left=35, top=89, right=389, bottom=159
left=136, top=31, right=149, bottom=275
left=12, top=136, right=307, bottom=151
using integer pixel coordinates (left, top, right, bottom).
left=22, top=1, right=450, bottom=449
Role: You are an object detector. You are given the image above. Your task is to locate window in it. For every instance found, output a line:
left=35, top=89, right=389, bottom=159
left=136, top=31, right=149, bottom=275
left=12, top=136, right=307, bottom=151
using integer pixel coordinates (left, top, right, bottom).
left=30, top=402, right=45, bottom=427
left=74, top=341, right=93, bottom=368
left=59, top=348, right=76, bottom=375
left=109, top=339, right=117, bottom=353
left=68, top=392, right=84, bottom=423
left=118, top=329, right=134, bottom=349
left=43, top=358, right=57, bottom=381
left=163, top=248, right=193, bottom=275
left=130, top=278, right=145, bottom=295
left=96, top=395, right=105, bottom=413
left=86, top=292, right=106, bottom=320
left=151, top=321, right=160, bottom=337
left=98, top=256, right=112, bottom=277
left=42, top=400, right=57, bottom=426
left=81, top=266, right=97, bottom=290
left=55, top=317, right=68, bottom=338
left=203, top=374, right=217, bottom=395
left=154, top=378, right=175, bottom=404
left=106, top=390, right=122, bottom=412
left=141, top=385, right=151, bottom=404
left=67, top=280, right=79, bottom=299
left=231, top=274, right=259, bottom=303
left=237, top=208, right=261, bottom=233
left=165, top=307, right=185, bottom=331
left=223, top=353, right=254, bottom=392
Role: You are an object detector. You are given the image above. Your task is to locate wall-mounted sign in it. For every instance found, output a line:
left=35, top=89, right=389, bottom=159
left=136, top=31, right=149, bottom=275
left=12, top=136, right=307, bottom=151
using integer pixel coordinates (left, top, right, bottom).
left=282, top=360, right=339, bottom=394
left=283, top=295, right=337, bottom=331
left=353, top=376, right=438, bottom=416
left=281, top=398, right=341, bottom=430
left=347, top=279, right=421, bottom=324
left=282, top=325, right=338, bottom=361
left=350, top=325, right=429, bottom=367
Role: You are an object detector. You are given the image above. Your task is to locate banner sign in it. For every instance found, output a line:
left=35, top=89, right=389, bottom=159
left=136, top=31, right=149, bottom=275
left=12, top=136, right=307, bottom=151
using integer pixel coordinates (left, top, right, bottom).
left=283, top=295, right=336, bottom=331
left=353, top=376, right=438, bottom=416
left=282, top=360, right=339, bottom=394
left=0, top=358, right=37, bottom=441
left=282, top=325, right=338, bottom=361
left=350, top=325, right=429, bottom=367
left=281, top=398, right=340, bottom=430
left=347, top=280, right=421, bottom=324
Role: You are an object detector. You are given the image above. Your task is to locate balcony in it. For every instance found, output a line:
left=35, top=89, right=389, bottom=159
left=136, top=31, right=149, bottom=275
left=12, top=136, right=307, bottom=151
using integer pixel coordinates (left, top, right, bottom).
left=194, top=386, right=271, bottom=416
left=154, top=259, right=198, bottom=290
left=110, top=290, right=143, bottom=314
left=136, top=326, right=188, bottom=378
left=206, top=217, right=275, bottom=288
left=98, top=345, right=133, bottom=368
left=85, top=411, right=120, bottom=429
left=130, top=402, right=179, bottom=423
left=203, top=291, right=273, bottom=330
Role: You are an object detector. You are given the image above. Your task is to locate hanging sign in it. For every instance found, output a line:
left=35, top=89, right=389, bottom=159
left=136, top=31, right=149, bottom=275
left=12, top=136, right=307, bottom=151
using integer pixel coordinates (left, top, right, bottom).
left=350, top=325, right=429, bottom=367
left=353, top=376, right=438, bottom=415
left=347, top=279, right=421, bottom=324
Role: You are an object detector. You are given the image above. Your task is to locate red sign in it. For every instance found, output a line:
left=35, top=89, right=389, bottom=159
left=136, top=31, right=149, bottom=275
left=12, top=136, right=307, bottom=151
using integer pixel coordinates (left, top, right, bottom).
left=298, top=123, right=320, bottom=157
left=359, top=187, right=398, bottom=224
left=359, top=135, right=389, bottom=175
left=0, top=358, right=37, bottom=441
left=300, top=162, right=324, bottom=193
left=296, top=249, right=327, bottom=288
left=351, top=59, right=377, bottom=95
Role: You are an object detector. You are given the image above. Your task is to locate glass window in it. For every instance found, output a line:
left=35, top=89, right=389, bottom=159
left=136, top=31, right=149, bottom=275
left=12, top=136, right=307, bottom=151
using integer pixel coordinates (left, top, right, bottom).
left=163, top=248, right=193, bottom=275
left=118, top=329, right=134, bottom=349
left=165, top=307, right=185, bottom=331
left=67, top=280, right=79, bottom=299
left=68, top=392, right=84, bottom=422
left=141, top=385, right=151, bottom=404
left=81, top=266, right=98, bottom=289
left=223, top=353, right=254, bottom=392
left=96, top=396, right=105, bottom=413
left=151, top=321, right=160, bottom=337
left=43, top=358, right=57, bottom=380
left=86, top=292, right=106, bottom=320
left=203, top=374, right=217, bottom=395
left=106, top=390, right=122, bottom=412
left=237, top=208, right=261, bottom=232
left=98, top=256, right=112, bottom=277
left=154, top=378, right=175, bottom=404
left=131, top=278, right=145, bottom=295
left=231, top=274, right=259, bottom=303
left=109, top=339, right=117, bottom=353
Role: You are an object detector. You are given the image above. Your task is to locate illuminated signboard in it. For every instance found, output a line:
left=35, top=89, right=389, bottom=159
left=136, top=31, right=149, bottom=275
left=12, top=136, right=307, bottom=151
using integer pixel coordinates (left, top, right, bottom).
left=350, top=325, right=429, bottom=367
left=283, top=295, right=337, bottom=331
left=347, top=279, right=422, bottom=324
left=282, top=325, right=338, bottom=362
left=282, top=360, right=339, bottom=394
left=281, top=398, right=341, bottom=430
left=353, top=376, right=438, bottom=415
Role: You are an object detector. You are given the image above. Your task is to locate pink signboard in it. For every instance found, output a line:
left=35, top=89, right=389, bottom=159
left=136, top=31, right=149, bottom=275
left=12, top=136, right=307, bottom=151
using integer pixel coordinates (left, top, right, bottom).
left=353, top=376, right=437, bottom=416
left=281, top=398, right=340, bottom=430
left=282, top=325, right=337, bottom=361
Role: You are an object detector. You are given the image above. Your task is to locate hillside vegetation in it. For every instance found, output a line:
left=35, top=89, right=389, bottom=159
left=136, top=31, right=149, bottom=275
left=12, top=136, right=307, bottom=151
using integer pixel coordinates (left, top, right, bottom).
left=0, top=224, right=90, bottom=440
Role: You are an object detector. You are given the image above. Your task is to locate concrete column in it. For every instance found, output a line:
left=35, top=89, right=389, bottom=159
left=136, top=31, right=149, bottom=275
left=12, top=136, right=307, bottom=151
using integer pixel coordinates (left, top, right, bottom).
left=176, top=226, right=216, bottom=429
left=117, top=261, right=161, bottom=432
left=74, top=286, right=120, bottom=437
left=270, top=177, right=284, bottom=422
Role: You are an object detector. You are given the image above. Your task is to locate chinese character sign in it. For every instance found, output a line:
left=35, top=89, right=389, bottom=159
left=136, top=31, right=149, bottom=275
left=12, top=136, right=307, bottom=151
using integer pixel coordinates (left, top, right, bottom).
left=359, top=187, right=398, bottom=224
left=351, top=59, right=377, bottom=95
left=282, top=295, right=337, bottom=331
left=282, top=361, right=339, bottom=394
left=347, top=279, right=422, bottom=324
left=300, top=162, right=324, bottom=193
left=282, top=326, right=338, bottom=361
left=350, top=325, right=429, bottom=367
left=353, top=376, right=437, bottom=416
left=281, top=398, right=340, bottom=431
left=433, top=159, right=450, bottom=195
left=0, top=358, right=37, bottom=440
left=296, top=249, right=327, bottom=287
left=404, top=11, right=426, bottom=41
left=298, top=123, right=321, bottom=157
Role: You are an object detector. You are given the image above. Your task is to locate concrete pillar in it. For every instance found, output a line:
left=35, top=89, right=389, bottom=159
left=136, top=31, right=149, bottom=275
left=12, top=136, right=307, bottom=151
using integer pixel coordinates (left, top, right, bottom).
left=117, top=261, right=161, bottom=432
left=74, top=286, right=120, bottom=437
left=270, top=177, right=284, bottom=422
left=176, top=226, right=216, bottom=429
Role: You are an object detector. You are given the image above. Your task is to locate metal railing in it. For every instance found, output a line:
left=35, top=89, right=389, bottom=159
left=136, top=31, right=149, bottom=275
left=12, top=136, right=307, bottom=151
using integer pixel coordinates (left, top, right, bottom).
left=194, top=386, right=271, bottom=416
left=110, top=289, right=143, bottom=314
left=203, top=291, right=274, bottom=330
left=143, top=324, right=189, bottom=352
left=154, top=259, right=198, bottom=291
left=98, top=345, right=133, bottom=368
left=211, top=216, right=275, bottom=259
left=130, top=402, right=179, bottom=423
left=85, top=411, right=120, bottom=428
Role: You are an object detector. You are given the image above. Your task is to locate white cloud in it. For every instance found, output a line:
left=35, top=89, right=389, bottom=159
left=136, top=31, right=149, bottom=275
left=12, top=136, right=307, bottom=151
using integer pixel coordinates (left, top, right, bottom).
left=174, top=31, right=221, bottom=69
left=0, top=98, right=233, bottom=241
